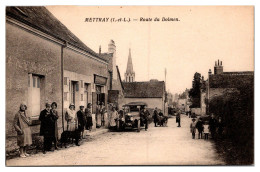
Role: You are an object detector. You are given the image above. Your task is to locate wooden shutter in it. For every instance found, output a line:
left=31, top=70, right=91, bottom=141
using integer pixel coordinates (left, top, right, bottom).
left=92, top=92, right=97, bottom=114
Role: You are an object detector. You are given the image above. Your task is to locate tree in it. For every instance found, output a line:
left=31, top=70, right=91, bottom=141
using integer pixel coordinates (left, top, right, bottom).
left=188, top=72, right=201, bottom=108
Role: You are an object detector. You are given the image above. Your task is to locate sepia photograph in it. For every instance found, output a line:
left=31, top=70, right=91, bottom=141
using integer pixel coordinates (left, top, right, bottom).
left=5, top=5, right=254, bottom=166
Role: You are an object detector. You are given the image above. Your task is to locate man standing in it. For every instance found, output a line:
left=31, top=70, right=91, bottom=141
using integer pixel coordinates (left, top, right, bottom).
left=176, top=111, right=181, bottom=127
left=209, top=114, right=217, bottom=139
left=39, top=103, right=54, bottom=154
left=196, top=117, right=204, bottom=139
left=153, top=107, right=159, bottom=127
left=141, top=106, right=150, bottom=131
left=77, top=105, right=85, bottom=140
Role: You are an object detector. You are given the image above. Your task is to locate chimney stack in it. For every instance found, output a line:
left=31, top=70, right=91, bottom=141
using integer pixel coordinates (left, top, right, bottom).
left=99, top=45, right=101, bottom=55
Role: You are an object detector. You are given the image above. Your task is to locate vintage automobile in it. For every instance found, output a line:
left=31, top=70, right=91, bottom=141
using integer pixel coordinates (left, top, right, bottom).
left=117, top=102, right=148, bottom=132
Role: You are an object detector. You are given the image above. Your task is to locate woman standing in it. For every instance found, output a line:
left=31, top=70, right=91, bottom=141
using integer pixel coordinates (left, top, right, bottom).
left=85, top=103, right=93, bottom=131
left=109, top=106, right=118, bottom=130
left=13, top=103, right=32, bottom=158
left=65, top=103, right=80, bottom=146
left=51, top=102, right=59, bottom=150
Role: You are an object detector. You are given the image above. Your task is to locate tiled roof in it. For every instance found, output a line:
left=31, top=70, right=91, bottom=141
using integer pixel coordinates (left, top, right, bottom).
left=123, top=81, right=165, bottom=98
left=6, top=6, right=107, bottom=62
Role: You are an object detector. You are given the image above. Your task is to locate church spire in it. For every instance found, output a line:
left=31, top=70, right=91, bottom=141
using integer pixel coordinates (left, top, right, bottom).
left=125, top=48, right=135, bottom=82
left=126, top=48, right=134, bottom=74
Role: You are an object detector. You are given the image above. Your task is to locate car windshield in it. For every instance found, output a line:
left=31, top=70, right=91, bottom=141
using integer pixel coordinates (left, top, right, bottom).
left=129, top=106, right=139, bottom=112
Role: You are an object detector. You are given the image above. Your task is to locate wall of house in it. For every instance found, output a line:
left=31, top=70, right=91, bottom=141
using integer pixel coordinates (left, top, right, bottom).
left=6, top=22, right=62, bottom=151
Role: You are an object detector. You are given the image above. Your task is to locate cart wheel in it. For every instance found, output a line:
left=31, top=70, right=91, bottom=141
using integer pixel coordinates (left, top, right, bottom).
left=137, top=120, right=141, bottom=132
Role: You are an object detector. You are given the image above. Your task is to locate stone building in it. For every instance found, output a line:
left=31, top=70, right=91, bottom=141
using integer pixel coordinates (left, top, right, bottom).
left=206, top=60, right=254, bottom=112
left=99, top=40, right=125, bottom=109
left=6, top=6, right=109, bottom=150
left=123, top=80, right=168, bottom=115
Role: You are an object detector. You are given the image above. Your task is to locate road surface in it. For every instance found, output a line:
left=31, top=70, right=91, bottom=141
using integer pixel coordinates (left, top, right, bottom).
left=6, top=114, right=224, bottom=166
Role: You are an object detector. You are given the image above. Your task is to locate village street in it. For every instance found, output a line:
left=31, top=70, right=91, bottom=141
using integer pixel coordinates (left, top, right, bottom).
left=6, top=114, right=224, bottom=166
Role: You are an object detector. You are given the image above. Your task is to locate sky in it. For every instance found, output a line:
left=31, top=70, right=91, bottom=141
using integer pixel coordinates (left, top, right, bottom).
left=46, top=6, right=254, bottom=94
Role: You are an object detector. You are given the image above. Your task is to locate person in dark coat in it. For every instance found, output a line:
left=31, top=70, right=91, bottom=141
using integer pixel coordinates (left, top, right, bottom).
left=39, top=103, right=55, bottom=154
left=176, top=111, right=181, bottom=127
left=140, top=106, right=150, bottom=131
left=217, top=117, right=224, bottom=138
left=153, top=107, right=159, bottom=127
left=209, top=114, right=218, bottom=139
left=196, top=117, right=204, bottom=139
left=85, top=103, right=93, bottom=131
left=77, top=105, right=85, bottom=140
left=51, top=102, right=59, bottom=150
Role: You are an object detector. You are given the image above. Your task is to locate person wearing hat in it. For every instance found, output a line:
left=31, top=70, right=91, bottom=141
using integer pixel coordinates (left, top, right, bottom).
left=65, top=103, right=80, bottom=146
left=39, top=102, right=55, bottom=154
left=196, top=117, right=204, bottom=139
left=109, top=106, right=119, bottom=130
left=51, top=102, right=59, bottom=150
left=190, top=118, right=197, bottom=139
left=153, top=107, right=159, bottom=127
left=85, top=103, right=93, bottom=131
left=140, top=106, right=150, bottom=131
left=77, top=105, right=85, bottom=140
left=13, top=102, right=32, bottom=158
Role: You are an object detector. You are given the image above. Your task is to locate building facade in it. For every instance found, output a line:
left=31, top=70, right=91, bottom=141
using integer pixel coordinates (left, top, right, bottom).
left=123, top=80, right=168, bottom=115
left=206, top=60, right=254, bottom=112
left=6, top=6, right=109, bottom=151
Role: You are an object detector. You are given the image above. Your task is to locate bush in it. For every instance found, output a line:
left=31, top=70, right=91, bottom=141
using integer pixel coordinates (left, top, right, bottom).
left=209, top=84, right=254, bottom=165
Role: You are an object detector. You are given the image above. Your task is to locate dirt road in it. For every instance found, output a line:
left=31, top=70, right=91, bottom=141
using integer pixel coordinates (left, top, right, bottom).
left=6, top=114, right=224, bottom=166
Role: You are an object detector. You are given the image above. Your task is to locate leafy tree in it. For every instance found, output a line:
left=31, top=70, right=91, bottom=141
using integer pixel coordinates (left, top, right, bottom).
left=209, top=82, right=254, bottom=165
left=188, top=72, right=201, bottom=108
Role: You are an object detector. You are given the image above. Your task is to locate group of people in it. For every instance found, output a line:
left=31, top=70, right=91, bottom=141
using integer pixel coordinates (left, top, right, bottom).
left=13, top=102, right=94, bottom=157
left=190, top=114, right=224, bottom=140
left=152, top=107, right=167, bottom=127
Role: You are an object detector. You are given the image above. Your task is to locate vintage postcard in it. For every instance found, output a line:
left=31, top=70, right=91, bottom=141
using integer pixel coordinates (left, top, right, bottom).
left=5, top=6, right=254, bottom=166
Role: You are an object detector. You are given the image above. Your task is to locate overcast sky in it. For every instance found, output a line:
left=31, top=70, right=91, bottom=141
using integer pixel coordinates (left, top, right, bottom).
left=46, top=6, right=254, bottom=94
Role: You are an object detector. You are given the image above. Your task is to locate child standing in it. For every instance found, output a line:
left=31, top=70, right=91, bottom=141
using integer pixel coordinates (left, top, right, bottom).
left=204, top=121, right=210, bottom=140
left=190, top=118, right=196, bottom=139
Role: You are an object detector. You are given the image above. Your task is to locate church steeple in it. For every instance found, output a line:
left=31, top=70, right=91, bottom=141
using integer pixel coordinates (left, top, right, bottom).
left=125, top=48, right=135, bottom=82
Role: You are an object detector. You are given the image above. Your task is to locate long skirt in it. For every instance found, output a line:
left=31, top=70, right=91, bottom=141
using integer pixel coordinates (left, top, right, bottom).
left=85, top=117, right=93, bottom=130
left=17, top=127, right=32, bottom=147
left=67, top=122, right=76, bottom=131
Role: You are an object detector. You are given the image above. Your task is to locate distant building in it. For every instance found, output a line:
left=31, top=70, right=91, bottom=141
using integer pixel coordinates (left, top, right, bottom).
left=207, top=60, right=254, bottom=101
left=124, top=48, right=135, bottom=82
left=123, top=80, right=167, bottom=115
left=206, top=60, right=254, bottom=112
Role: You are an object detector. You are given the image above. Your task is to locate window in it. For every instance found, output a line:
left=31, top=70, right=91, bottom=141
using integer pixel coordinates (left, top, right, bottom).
left=76, top=83, right=79, bottom=91
left=33, top=77, right=36, bottom=87
left=37, top=77, right=40, bottom=88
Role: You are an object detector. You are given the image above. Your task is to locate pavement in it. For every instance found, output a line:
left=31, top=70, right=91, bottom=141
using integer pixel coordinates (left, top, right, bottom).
left=6, top=114, right=225, bottom=166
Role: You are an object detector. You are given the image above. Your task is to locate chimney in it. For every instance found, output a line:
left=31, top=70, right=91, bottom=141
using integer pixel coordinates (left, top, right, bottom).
left=208, top=69, right=212, bottom=75
left=220, top=61, right=222, bottom=66
left=218, top=59, right=219, bottom=66
left=215, top=61, right=217, bottom=66
left=99, top=45, right=101, bottom=55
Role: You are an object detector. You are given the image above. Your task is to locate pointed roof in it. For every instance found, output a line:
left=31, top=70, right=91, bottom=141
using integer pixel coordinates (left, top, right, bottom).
left=126, top=48, right=134, bottom=74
